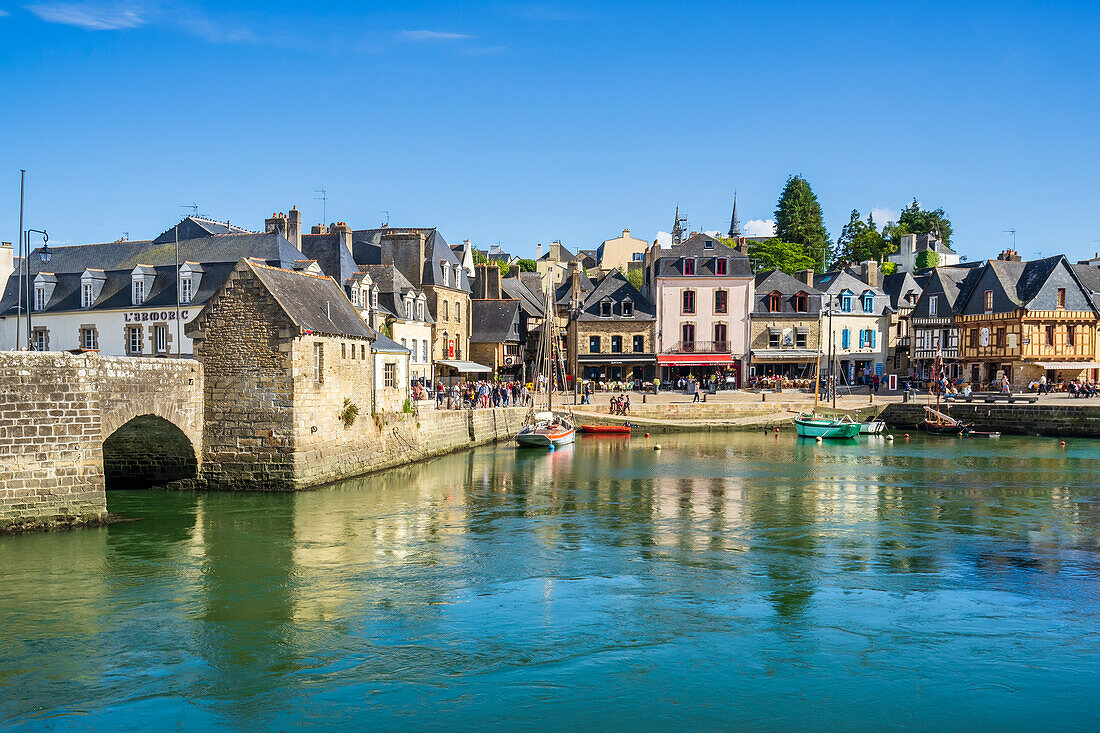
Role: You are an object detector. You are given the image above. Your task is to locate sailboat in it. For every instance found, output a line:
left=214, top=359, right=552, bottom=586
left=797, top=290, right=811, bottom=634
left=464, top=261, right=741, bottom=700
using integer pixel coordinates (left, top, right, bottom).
left=920, top=349, right=966, bottom=434
left=793, top=323, right=860, bottom=439
left=515, top=283, right=576, bottom=448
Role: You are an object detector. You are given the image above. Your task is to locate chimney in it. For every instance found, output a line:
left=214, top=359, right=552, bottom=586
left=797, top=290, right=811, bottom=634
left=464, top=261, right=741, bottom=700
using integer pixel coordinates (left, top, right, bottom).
left=537, top=243, right=543, bottom=260
left=0, top=242, right=12, bottom=286
left=998, top=249, right=1021, bottom=262
left=622, top=228, right=630, bottom=238
left=487, top=264, right=501, bottom=299
left=286, top=206, right=302, bottom=249
left=860, top=260, right=880, bottom=288
left=311, top=224, right=328, bottom=235
left=265, top=212, right=287, bottom=238
left=474, top=263, right=490, bottom=299
left=570, top=261, right=582, bottom=308
left=795, top=268, right=814, bottom=288
left=901, top=233, right=917, bottom=254
left=332, top=221, right=351, bottom=253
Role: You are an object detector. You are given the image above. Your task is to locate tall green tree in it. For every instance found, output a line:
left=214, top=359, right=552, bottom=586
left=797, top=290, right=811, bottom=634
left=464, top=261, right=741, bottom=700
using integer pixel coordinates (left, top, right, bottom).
left=621, top=266, right=644, bottom=291
left=915, top=250, right=940, bottom=270
left=831, top=209, right=892, bottom=269
left=747, top=239, right=817, bottom=275
left=884, top=199, right=953, bottom=248
left=774, top=175, right=831, bottom=269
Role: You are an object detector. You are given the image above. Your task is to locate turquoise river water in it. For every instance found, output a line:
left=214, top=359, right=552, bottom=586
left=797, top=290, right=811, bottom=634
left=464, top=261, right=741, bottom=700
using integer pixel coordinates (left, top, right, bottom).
left=2, top=432, right=1100, bottom=730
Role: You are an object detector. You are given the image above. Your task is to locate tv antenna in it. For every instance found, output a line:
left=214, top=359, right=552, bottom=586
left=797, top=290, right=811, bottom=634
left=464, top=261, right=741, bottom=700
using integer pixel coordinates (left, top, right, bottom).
left=179, top=202, right=198, bottom=217
left=315, top=186, right=327, bottom=224
left=381, top=210, right=390, bottom=227
left=1003, top=228, right=1016, bottom=249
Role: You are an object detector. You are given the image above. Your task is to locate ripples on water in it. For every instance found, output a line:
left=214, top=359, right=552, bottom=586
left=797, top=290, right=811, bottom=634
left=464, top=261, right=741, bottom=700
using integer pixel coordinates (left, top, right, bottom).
left=2, top=433, right=1100, bottom=730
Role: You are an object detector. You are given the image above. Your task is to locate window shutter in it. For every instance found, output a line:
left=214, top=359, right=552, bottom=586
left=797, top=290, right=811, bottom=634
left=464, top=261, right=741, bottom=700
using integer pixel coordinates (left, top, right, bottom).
left=842, top=329, right=850, bottom=349
left=871, top=330, right=877, bottom=348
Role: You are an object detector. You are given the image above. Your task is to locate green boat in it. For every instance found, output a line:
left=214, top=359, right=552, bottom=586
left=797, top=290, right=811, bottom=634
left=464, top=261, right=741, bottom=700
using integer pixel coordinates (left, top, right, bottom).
left=794, top=414, right=861, bottom=439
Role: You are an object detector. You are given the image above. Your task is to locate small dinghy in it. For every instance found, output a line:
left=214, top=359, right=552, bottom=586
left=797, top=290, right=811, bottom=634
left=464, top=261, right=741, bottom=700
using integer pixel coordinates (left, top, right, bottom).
left=859, top=420, right=886, bottom=435
left=578, top=424, right=632, bottom=434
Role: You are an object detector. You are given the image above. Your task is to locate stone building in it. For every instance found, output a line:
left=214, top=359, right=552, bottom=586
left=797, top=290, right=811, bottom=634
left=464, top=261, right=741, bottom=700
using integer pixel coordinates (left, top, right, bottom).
left=881, top=270, right=925, bottom=376
left=568, top=269, right=656, bottom=383
left=470, top=299, right=525, bottom=378
left=186, top=259, right=388, bottom=489
left=0, top=218, right=307, bottom=356
left=748, top=269, right=823, bottom=379
left=643, top=232, right=754, bottom=387
left=360, top=264, right=434, bottom=386
left=954, top=254, right=1100, bottom=388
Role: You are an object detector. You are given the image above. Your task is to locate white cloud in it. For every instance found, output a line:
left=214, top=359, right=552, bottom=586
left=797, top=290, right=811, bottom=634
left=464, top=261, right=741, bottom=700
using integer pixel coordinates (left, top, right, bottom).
left=743, top=219, right=776, bottom=238
left=396, top=29, right=472, bottom=42
left=27, top=2, right=144, bottom=30
left=654, top=231, right=672, bottom=248
left=870, top=207, right=898, bottom=225
left=0, top=10, right=10, bottom=16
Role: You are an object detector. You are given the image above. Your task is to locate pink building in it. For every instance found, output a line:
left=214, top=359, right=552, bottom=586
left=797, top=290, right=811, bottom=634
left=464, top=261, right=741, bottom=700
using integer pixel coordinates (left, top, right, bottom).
left=643, top=233, right=754, bottom=388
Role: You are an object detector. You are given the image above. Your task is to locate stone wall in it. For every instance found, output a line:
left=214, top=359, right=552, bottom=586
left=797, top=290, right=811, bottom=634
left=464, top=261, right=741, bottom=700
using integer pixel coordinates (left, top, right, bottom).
left=881, top=401, right=1100, bottom=437
left=0, top=352, right=202, bottom=531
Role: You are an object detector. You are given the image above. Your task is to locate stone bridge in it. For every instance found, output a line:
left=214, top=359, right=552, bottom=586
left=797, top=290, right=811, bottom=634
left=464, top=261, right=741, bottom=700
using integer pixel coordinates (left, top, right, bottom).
left=0, top=352, right=203, bottom=530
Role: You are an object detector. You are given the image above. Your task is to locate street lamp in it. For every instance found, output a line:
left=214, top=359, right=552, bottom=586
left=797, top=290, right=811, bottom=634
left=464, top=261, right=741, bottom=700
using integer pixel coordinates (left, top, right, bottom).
left=25, top=229, right=48, bottom=351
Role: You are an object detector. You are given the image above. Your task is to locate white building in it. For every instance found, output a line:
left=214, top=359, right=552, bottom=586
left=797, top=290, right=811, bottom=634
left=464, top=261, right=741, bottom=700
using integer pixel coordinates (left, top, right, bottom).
left=814, top=263, right=893, bottom=385
left=889, top=233, right=960, bottom=273
left=358, top=264, right=435, bottom=386
left=0, top=218, right=307, bottom=356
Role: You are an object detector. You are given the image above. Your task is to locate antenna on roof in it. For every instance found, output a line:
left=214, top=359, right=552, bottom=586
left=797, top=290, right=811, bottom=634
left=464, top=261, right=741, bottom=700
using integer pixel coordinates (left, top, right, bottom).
left=122, top=231, right=129, bottom=241
left=315, top=186, right=327, bottom=224
left=179, top=202, right=198, bottom=217
left=381, top=210, right=390, bottom=227
left=1003, top=228, right=1016, bottom=249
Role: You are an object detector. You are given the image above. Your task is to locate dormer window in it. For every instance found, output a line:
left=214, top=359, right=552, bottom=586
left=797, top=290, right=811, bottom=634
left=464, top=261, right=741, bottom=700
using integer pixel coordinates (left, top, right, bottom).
left=703, top=239, right=714, bottom=249
left=683, top=258, right=696, bottom=276
left=862, top=292, right=874, bottom=312
left=179, top=276, right=193, bottom=304
left=405, top=295, right=414, bottom=317
left=82, top=283, right=95, bottom=308
left=622, top=300, right=634, bottom=317
left=34, top=286, right=46, bottom=311
left=371, top=288, right=379, bottom=310
left=795, top=292, right=808, bottom=313
left=768, top=291, right=782, bottom=313
left=716, top=258, right=728, bottom=276
left=132, top=279, right=145, bottom=305
left=840, top=292, right=853, bottom=312
left=929, top=296, right=938, bottom=316
left=600, top=300, right=612, bottom=317
left=442, top=262, right=450, bottom=287
left=416, top=301, right=424, bottom=321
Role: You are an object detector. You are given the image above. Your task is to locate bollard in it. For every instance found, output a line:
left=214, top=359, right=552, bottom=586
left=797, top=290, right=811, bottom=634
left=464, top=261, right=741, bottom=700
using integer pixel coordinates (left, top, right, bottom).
left=761, top=393, right=767, bottom=402
left=869, top=393, right=874, bottom=404
left=642, top=394, right=646, bottom=404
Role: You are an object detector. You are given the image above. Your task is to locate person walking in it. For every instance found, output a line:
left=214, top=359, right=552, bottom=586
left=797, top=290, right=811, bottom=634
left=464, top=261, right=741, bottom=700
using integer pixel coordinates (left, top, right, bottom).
left=692, top=383, right=702, bottom=403
left=1039, top=374, right=1048, bottom=394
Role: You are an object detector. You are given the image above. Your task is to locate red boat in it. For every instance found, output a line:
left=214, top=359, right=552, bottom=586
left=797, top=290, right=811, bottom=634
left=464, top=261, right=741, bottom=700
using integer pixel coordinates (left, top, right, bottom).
left=578, top=425, right=632, bottom=434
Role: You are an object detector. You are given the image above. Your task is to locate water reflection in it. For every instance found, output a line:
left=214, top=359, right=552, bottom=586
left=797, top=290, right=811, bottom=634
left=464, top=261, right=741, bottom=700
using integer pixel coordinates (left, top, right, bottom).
left=2, top=434, right=1100, bottom=729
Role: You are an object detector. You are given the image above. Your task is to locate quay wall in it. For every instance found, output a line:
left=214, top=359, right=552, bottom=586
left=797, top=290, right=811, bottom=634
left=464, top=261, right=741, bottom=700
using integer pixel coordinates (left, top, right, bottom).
left=881, top=402, right=1100, bottom=437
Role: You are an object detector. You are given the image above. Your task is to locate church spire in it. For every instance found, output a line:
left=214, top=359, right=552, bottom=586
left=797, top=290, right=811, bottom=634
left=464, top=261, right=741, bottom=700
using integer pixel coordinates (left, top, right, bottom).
left=728, top=192, right=742, bottom=238
left=672, top=205, right=686, bottom=246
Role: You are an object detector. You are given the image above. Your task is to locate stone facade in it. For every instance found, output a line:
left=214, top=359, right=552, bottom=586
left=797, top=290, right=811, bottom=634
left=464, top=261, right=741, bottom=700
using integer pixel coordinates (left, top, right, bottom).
left=881, top=401, right=1100, bottom=437
left=0, top=351, right=202, bottom=531
left=432, top=287, right=471, bottom=361
left=568, top=319, right=656, bottom=381
left=748, top=316, right=821, bottom=378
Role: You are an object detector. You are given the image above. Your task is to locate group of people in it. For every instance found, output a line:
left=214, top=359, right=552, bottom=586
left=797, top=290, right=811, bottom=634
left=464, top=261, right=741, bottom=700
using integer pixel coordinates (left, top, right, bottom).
left=431, top=380, right=533, bottom=410
left=608, top=393, right=632, bottom=415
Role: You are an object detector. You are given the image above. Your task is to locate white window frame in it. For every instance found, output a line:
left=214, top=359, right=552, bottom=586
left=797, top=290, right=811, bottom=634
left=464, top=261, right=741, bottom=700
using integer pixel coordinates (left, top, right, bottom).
left=82, top=283, right=95, bottom=308
left=128, top=326, right=143, bottom=354
left=384, top=362, right=397, bottom=388
left=132, top=278, right=145, bottom=306
left=929, top=296, right=938, bottom=316
left=180, top=276, right=193, bottom=304
left=34, top=329, right=48, bottom=351
left=82, top=328, right=97, bottom=350
left=313, top=342, right=324, bottom=383
left=154, top=325, right=168, bottom=353
left=34, top=286, right=46, bottom=311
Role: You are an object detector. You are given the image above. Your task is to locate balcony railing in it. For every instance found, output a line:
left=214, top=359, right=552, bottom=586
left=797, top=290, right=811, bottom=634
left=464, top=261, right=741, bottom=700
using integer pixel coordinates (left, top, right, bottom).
left=666, top=340, right=731, bottom=354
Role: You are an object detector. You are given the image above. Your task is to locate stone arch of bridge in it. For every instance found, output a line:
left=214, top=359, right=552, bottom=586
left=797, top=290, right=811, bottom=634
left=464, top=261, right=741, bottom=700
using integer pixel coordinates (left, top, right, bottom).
left=101, top=412, right=200, bottom=490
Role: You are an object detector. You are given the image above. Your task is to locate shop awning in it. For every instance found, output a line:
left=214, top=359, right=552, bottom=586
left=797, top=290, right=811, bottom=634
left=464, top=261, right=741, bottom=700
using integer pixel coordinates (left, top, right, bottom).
left=751, top=349, right=820, bottom=362
left=1034, top=361, right=1100, bottom=370
left=657, top=353, right=736, bottom=366
left=436, top=360, right=493, bottom=373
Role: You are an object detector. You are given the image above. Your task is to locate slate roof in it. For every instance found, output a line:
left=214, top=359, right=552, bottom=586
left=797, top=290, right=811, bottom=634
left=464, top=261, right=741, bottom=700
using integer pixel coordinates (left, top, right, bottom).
left=0, top=232, right=305, bottom=317
left=502, top=276, right=546, bottom=318
left=752, top=270, right=824, bottom=315
left=370, top=329, right=411, bottom=354
left=152, top=216, right=253, bottom=244
left=576, top=270, right=655, bottom=321
left=300, top=232, right=360, bottom=285
left=813, top=269, right=893, bottom=315
left=911, top=266, right=981, bottom=319
left=1071, top=263, right=1100, bottom=306
left=246, top=261, right=372, bottom=339
left=351, top=227, right=471, bottom=292
left=653, top=233, right=753, bottom=278
left=537, top=242, right=576, bottom=262
left=470, top=299, right=522, bottom=343
left=881, top=271, right=923, bottom=311
left=983, top=256, right=1065, bottom=307
left=555, top=272, right=596, bottom=306
left=360, top=264, right=435, bottom=323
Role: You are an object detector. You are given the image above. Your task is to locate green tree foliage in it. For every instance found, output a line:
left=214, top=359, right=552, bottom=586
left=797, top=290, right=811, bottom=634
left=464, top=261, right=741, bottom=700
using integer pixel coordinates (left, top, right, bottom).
left=831, top=209, right=893, bottom=269
left=621, top=266, right=644, bottom=290
left=516, top=258, right=537, bottom=272
left=915, top=250, right=941, bottom=270
left=747, top=238, right=817, bottom=275
left=884, top=199, right=953, bottom=248
left=881, top=262, right=897, bottom=276
left=774, top=175, right=831, bottom=269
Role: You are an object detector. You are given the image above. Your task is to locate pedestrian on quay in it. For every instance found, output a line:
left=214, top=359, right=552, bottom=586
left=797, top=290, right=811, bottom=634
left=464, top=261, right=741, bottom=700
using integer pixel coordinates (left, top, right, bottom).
left=692, top=383, right=702, bottom=403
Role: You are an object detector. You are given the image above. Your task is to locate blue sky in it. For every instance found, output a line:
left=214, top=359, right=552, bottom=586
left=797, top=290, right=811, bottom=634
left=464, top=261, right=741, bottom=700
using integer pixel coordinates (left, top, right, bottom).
left=1, top=1, right=1098, bottom=262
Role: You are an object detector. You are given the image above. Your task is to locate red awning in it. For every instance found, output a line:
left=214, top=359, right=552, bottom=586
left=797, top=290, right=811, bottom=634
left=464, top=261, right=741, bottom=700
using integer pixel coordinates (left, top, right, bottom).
left=657, top=354, right=735, bottom=366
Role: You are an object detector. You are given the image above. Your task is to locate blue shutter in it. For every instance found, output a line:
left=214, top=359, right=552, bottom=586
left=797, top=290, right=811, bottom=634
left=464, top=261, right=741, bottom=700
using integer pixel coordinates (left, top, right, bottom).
left=842, top=329, right=850, bottom=349
left=871, top=330, right=877, bottom=348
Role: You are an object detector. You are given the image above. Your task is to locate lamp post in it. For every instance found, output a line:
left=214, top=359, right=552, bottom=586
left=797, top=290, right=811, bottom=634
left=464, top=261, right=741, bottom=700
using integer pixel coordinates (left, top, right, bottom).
left=25, top=229, right=48, bottom=350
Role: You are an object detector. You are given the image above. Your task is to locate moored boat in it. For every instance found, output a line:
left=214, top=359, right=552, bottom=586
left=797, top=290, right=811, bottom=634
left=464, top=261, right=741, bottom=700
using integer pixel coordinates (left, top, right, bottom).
left=859, top=420, right=886, bottom=434
left=794, top=414, right=861, bottom=439
left=578, top=424, right=632, bottom=434
left=920, top=406, right=966, bottom=434
left=516, top=412, right=576, bottom=447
